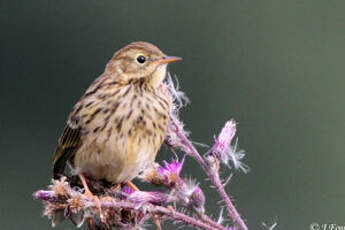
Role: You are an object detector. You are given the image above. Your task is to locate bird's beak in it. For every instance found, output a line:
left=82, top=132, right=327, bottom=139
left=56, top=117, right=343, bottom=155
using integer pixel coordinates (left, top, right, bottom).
left=160, top=56, right=182, bottom=64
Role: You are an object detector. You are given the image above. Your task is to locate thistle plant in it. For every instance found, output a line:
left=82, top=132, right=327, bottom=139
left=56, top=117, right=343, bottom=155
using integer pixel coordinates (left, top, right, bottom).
left=34, top=74, right=250, bottom=230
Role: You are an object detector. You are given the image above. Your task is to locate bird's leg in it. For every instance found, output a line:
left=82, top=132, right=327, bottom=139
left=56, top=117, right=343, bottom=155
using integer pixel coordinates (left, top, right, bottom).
left=152, top=214, right=162, bottom=230
left=125, top=181, right=162, bottom=230
left=125, top=180, right=139, bottom=191
left=79, top=173, right=93, bottom=195
left=79, top=174, right=102, bottom=215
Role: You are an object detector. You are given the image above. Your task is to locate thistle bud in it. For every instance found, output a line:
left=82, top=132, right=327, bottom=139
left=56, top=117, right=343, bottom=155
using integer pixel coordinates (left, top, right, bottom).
left=211, top=120, right=236, bottom=163
left=190, top=186, right=206, bottom=214
left=128, top=191, right=170, bottom=206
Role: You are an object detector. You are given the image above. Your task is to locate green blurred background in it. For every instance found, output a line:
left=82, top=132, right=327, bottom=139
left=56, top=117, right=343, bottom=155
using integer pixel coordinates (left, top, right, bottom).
left=1, top=0, right=344, bottom=229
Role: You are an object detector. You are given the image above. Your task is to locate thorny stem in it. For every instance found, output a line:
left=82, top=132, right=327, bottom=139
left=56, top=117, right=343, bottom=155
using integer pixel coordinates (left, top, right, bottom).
left=170, top=116, right=248, bottom=230
left=201, top=214, right=235, bottom=230
left=151, top=206, right=228, bottom=230
left=34, top=190, right=227, bottom=230
left=102, top=201, right=227, bottom=230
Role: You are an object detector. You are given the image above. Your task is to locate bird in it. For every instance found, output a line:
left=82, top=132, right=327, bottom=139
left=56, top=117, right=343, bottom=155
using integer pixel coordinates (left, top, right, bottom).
left=52, top=41, right=182, bottom=195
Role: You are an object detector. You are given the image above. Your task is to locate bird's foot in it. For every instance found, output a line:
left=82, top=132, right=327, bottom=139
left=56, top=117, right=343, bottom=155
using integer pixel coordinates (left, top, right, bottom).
left=78, top=174, right=103, bottom=220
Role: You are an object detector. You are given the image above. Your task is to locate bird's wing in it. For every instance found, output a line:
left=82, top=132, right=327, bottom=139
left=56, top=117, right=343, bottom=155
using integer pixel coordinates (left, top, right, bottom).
left=53, top=122, right=81, bottom=179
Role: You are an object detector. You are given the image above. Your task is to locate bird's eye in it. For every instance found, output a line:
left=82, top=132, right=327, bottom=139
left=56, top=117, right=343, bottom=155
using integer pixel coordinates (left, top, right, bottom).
left=136, top=55, right=146, bottom=64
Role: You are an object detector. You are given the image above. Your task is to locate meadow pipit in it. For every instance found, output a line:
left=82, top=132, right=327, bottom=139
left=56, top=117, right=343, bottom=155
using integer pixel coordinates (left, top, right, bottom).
left=53, top=42, right=181, bottom=193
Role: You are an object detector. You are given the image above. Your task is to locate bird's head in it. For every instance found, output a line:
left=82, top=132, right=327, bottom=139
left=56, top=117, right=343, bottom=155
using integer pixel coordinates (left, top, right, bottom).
left=105, top=41, right=181, bottom=88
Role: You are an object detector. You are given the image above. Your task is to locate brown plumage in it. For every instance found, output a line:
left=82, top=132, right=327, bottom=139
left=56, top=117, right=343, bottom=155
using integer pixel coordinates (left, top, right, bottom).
left=53, top=41, right=181, bottom=183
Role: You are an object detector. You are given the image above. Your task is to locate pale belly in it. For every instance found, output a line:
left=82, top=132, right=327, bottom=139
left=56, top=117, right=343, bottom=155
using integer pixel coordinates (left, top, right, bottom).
left=72, top=125, right=164, bottom=183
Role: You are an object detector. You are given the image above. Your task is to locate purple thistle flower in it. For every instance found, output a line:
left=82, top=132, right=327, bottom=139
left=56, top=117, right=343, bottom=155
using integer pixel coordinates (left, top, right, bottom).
left=210, top=120, right=249, bottom=173
left=158, top=156, right=185, bottom=187
left=211, top=120, right=237, bottom=162
left=138, top=157, right=185, bottom=188
left=159, top=157, right=184, bottom=178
